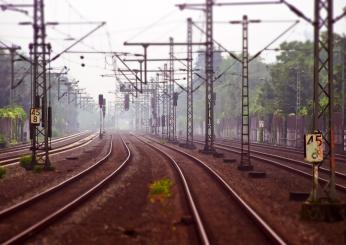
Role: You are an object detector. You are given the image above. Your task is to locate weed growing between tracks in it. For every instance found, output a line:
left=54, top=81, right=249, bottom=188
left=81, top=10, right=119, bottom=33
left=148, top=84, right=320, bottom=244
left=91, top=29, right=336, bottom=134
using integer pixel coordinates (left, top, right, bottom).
left=19, top=154, right=32, bottom=170
left=0, top=166, right=6, bottom=178
left=148, top=178, right=178, bottom=233
left=148, top=178, right=173, bottom=203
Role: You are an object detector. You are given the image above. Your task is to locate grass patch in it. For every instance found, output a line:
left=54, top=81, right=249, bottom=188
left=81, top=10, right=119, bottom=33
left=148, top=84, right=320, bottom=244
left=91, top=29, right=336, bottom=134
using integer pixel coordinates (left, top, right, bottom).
left=0, top=166, right=6, bottom=179
left=19, top=154, right=34, bottom=170
left=148, top=178, right=173, bottom=203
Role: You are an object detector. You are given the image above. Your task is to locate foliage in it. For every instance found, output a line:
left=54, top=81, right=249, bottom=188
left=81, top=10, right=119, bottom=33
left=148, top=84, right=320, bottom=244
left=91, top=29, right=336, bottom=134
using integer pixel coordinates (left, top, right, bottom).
left=148, top=178, right=173, bottom=203
left=0, top=166, right=6, bottom=179
left=19, top=154, right=33, bottom=170
left=0, top=106, right=26, bottom=120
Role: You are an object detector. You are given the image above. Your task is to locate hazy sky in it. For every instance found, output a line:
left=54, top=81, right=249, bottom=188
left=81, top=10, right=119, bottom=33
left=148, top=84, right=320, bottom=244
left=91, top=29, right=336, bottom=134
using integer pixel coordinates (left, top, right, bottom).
left=0, top=0, right=345, bottom=103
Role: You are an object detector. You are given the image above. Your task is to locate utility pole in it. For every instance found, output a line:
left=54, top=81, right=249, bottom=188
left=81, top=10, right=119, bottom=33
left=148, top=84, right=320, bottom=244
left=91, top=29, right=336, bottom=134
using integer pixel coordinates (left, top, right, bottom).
left=295, top=67, right=301, bottom=148
left=30, top=0, right=51, bottom=169
left=311, top=0, right=335, bottom=200
left=230, top=15, right=260, bottom=171
left=202, top=0, right=215, bottom=153
left=162, top=64, right=168, bottom=140
left=185, top=18, right=196, bottom=149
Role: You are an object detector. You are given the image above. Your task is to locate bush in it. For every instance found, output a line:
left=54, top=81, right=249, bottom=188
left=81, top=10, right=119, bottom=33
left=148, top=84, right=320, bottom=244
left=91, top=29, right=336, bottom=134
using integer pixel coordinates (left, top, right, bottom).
left=20, top=155, right=34, bottom=170
left=0, top=166, right=6, bottom=179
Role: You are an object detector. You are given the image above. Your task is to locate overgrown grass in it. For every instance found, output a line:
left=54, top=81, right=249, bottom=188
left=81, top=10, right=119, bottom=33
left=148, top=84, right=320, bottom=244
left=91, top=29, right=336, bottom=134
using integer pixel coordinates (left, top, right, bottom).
left=0, top=166, right=6, bottom=179
left=148, top=178, right=173, bottom=203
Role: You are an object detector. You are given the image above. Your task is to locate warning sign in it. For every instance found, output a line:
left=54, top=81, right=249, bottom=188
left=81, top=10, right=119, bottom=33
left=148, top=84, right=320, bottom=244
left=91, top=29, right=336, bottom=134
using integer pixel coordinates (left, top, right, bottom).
left=304, top=133, right=323, bottom=163
left=30, top=108, right=41, bottom=125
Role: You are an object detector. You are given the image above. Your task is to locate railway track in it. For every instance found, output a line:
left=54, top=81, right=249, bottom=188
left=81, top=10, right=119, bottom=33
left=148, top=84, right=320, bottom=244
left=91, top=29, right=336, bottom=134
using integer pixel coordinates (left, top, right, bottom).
left=136, top=134, right=286, bottom=245
left=0, top=132, right=97, bottom=167
left=0, top=131, right=89, bottom=155
left=0, top=134, right=131, bottom=245
left=212, top=137, right=346, bottom=163
left=191, top=139, right=346, bottom=193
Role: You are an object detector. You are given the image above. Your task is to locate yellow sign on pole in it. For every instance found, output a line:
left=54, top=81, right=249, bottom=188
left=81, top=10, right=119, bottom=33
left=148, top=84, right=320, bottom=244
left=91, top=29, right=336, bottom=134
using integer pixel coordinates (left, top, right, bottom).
left=304, top=133, right=323, bottom=163
left=30, top=108, right=41, bottom=125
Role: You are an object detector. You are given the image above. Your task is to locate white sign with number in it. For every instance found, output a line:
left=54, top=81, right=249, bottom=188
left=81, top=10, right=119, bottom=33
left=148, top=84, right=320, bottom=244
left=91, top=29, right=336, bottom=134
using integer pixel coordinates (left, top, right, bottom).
left=304, top=133, right=323, bottom=163
left=30, top=108, right=41, bottom=125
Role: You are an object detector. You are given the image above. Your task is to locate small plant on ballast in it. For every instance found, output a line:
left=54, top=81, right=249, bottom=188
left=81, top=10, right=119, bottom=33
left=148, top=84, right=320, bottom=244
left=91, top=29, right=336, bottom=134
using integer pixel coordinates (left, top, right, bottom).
left=148, top=178, right=173, bottom=204
left=0, top=166, right=6, bottom=179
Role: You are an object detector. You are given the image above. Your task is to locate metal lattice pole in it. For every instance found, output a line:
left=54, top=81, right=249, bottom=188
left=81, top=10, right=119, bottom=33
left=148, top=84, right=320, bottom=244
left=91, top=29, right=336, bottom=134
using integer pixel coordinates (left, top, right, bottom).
left=30, top=0, right=51, bottom=169
left=161, top=64, right=168, bottom=139
left=312, top=0, right=336, bottom=199
left=295, top=68, right=301, bottom=148
left=168, top=37, right=176, bottom=142
left=186, top=18, right=195, bottom=148
left=202, top=0, right=215, bottom=153
left=238, top=15, right=253, bottom=170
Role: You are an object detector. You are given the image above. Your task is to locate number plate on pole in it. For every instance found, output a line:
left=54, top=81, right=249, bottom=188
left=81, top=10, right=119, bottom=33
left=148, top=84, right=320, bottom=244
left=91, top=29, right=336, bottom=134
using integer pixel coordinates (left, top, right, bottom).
left=304, top=133, right=323, bottom=163
left=30, top=108, right=41, bottom=125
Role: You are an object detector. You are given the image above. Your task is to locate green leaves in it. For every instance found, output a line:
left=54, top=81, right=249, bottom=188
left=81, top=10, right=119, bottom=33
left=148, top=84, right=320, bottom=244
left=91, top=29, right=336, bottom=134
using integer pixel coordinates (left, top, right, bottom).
left=0, top=106, right=26, bottom=120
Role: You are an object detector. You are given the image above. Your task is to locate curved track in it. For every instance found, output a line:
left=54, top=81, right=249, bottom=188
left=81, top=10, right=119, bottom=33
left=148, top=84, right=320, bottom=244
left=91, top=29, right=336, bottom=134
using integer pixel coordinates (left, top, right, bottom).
left=137, top=134, right=286, bottom=245
left=0, top=134, right=131, bottom=245
left=0, top=132, right=96, bottom=167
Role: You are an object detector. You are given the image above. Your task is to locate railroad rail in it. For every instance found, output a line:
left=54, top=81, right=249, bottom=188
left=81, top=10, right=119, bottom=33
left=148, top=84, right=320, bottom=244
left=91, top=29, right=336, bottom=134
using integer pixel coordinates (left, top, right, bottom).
left=0, top=131, right=90, bottom=155
left=0, top=132, right=97, bottom=167
left=136, top=134, right=286, bottom=245
left=212, top=136, right=346, bottom=163
left=0, top=134, right=131, bottom=245
left=191, top=139, right=346, bottom=193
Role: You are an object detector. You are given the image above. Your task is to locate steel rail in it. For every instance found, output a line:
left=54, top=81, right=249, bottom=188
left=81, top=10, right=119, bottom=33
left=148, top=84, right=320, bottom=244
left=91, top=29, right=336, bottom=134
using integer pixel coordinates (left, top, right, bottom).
left=193, top=139, right=346, bottom=193
left=140, top=135, right=286, bottom=245
left=212, top=141, right=346, bottom=180
left=0, top=133, right=97, bottom=167
left=1, top=134, right=131, bottom=245
left=134, top=135, right=210, bottom=245
left=0, top=131, right=90, bottom=155
left=218, top=137, right=346, bottom=162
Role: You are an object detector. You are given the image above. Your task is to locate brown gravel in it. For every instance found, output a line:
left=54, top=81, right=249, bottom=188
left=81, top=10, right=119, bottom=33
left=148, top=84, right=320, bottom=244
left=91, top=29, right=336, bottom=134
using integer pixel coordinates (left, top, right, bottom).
left=149, top=135, right=346, bottom=245
left=0, top=133, right=107, bottom=211
left=27, top=134, right=197, bottom=245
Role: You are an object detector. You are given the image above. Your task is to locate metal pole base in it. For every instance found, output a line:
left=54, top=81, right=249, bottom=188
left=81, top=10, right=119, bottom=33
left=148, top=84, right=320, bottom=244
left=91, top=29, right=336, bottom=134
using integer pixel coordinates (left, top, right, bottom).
left=237, top=164, right=254, bottom=171
left=300, top=199, right=345, bottom=222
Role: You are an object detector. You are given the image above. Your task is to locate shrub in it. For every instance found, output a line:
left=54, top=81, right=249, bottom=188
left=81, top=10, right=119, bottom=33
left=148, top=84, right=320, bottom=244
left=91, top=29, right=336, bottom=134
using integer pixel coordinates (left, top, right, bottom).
left=20, top=154, right=34, bottom=170
left=0, top=166, right=6, bottom=179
